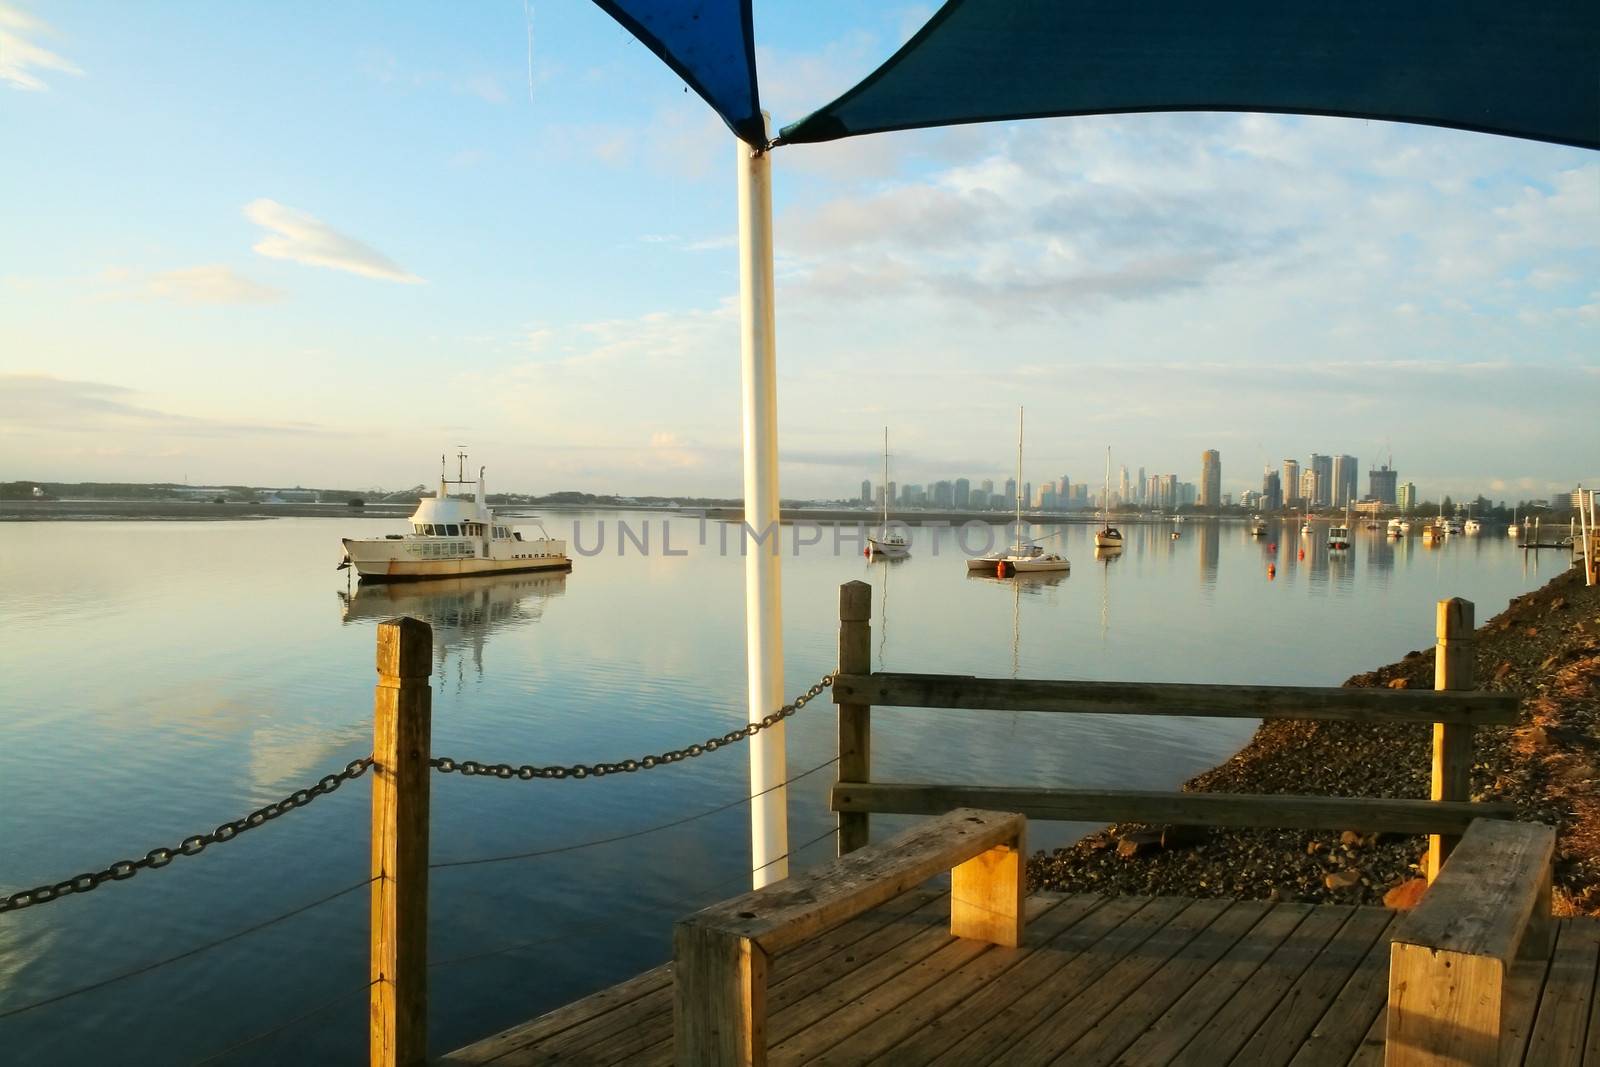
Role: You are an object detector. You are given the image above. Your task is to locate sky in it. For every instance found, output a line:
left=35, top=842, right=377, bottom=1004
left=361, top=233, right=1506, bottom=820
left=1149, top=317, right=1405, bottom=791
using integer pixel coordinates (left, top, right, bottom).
left=1, top=2, right=1596, bottom=502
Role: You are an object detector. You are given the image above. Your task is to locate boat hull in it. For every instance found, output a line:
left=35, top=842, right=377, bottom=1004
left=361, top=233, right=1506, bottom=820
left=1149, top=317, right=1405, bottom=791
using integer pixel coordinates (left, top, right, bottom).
left=349, top=556, right=572, bottom=582
left=866, top=538, right=910, bottom=559
left=1093, top=534, right=1123, bottom=548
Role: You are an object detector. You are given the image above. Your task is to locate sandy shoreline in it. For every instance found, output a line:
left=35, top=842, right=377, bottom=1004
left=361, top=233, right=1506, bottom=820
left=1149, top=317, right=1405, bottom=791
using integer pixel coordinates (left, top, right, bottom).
left=1029, top=563, right=1600, bottom=914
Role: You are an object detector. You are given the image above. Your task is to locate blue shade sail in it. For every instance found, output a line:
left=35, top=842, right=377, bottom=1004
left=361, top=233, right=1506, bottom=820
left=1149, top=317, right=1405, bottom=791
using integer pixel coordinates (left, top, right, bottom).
left=778, top=0, right=1599, bottom=149
left=591, top=0, right=766, bottom=145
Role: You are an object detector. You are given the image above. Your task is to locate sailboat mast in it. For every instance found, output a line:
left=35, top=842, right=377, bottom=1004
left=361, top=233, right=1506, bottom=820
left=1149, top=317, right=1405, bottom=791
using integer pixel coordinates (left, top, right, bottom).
left=1015, top=407, right=1024, bottom=529
left=881, top=427, right=889, bottom=531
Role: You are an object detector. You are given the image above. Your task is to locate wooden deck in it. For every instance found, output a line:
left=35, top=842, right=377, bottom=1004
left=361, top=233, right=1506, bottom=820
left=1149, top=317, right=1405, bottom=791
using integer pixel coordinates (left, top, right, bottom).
left=444, top=888, right=1600, bottom=1066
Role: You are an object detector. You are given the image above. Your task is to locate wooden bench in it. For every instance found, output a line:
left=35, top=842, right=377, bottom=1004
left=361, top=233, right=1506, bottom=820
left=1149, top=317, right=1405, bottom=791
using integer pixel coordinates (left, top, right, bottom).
left=672, top=808, right=1026, bottom=1066
left=1386, top=818, right=1556, bottom=1066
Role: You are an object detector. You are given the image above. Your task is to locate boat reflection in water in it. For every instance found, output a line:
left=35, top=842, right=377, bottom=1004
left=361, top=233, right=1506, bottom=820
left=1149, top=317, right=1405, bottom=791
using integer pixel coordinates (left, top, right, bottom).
left=338, top=571, right=567, bottom=673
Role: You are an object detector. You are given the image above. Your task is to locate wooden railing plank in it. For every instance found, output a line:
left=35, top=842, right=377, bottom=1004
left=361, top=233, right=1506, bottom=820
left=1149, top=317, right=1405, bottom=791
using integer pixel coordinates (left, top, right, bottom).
left=682, top=809, right=1023, bottom=957
left=830, top=673, right=1517, bottom=725
left=830, top=782, right=1514, bottom=835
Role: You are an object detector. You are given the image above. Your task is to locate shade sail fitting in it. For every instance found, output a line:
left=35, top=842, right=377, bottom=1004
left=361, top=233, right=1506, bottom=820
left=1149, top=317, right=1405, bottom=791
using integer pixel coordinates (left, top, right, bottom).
left=592, top=0, right=765, bottom=145
left=778, top=0, right=1599, bottom=150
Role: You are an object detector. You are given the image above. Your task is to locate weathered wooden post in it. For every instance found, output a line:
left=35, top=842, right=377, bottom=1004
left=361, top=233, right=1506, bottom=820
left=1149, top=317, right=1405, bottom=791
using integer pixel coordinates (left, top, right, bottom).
left=371, top=617, right=432, bottom=1067
left=837, top=581, right=872, bottom=855
left=1428, top=598, right=1473, bottom=882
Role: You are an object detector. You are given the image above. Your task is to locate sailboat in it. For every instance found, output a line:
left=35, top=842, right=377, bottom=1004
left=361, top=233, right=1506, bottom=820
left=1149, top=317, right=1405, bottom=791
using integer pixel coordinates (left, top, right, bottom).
left=967, top=408, right=1068, bottom=575
left=865, top=428, right=909, bottom=560
left=1507, top=508, right=1521, bottom=539
left=1093, top=446, right=1124, bottom=549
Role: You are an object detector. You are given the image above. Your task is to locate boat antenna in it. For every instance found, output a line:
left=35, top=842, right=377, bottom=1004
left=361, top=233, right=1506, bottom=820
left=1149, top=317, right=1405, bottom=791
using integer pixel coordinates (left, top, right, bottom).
left=456, top=446, right=467, bottom=483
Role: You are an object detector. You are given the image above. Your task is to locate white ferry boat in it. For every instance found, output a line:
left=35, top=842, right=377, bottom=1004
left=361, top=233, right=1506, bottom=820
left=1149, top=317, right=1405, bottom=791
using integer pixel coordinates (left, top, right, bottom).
left=340, top=454, right=570, bottom=582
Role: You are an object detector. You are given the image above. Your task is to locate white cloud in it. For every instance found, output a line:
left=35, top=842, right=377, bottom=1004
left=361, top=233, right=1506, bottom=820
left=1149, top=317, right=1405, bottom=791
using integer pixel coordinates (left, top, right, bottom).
left=244, top=199, right=424, bottom=284
left=103, top=265, right=285, bottom=305
left=0, top=2, right=82, bottom=91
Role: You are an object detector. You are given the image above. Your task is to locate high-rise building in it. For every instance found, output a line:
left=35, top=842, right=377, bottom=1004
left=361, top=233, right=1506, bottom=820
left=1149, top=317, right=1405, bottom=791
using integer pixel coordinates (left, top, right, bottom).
left=886, top=481, right=896, bottom=508
left=932, top=480, right=954, bottom=508
left=1300, top=468, right=1318, bottom=504
left=1003, top=477, right=1017, bottom=504
left=1262, top=467, right=1282, bottom=511
left=954, top=478, right=970, bottom=509
left=1159, top=474, right=1179, bottom=509
left=979, top=479, right=994, bottom=498
left=1136, top=467, right=1146, bottom=504
left=1022, top=482, right=1032, bottom=510
left=1118, top=465, right=1131, bottom=506
left=1331, top=454, right=1358, bottom=507
left=1282, top=460, right=1301, bottom=506
left=1309, top=454, right=1333, bottom=507
left=860, top=479, right=871, bottom=503
left=1398, top=482, right=1416, bottom=512
left=1199, top=450, right=1221, bottom=508
left=1369, top=464, right=1398, bottom=505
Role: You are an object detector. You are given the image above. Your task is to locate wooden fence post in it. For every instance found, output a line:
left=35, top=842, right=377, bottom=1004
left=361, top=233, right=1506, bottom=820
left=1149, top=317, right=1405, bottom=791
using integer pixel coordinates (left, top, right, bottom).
left=371, top=617, right=432, bottom=1067
left=1429, top=598, right=1474, bottom=882
left=838, top=581, right=872, bottom=855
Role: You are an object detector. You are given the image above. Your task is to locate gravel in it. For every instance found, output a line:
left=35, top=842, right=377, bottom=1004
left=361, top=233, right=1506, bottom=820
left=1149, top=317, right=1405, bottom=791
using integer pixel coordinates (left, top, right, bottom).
left=1028, top=564, right=1600, bottom=914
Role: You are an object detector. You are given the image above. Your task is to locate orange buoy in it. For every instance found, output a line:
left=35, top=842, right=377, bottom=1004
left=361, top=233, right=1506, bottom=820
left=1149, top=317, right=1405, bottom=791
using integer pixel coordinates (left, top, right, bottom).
left=996, top=560, right=1013, bottom=578
left=1298, top=548, right=1305, bottom=560
left=1267, top=563, right=1276, bottom=578
left=1268, top=542, right=1277, bottom=552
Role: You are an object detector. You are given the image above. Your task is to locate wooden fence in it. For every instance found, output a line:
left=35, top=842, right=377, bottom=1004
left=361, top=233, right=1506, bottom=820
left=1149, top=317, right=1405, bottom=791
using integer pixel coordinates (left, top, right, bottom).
left=832, top=581, right=1517, bottom=880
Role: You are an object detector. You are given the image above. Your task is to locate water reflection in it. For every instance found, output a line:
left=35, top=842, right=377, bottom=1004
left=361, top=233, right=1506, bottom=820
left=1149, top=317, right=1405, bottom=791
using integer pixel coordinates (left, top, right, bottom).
left=1198, top=521, right=1220, bottom=592
left=338, top=572, right=568, bottom=674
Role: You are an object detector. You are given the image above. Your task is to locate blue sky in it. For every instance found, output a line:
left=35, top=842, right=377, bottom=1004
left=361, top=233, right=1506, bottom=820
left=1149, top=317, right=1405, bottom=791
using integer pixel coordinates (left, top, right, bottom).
left=2, top=1, right=1595, bottom=501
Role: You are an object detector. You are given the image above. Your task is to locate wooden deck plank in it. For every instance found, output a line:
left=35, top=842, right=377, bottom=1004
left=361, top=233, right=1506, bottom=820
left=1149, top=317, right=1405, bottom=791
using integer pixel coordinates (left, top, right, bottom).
left=1047, top=899, right=1274, bottom=1067
left=985, top=897, right=1236, bottom=1066
left=1163, top=905, right=1357, bottom=1067
left=1585, top=928, right=1600, bottom=1067
left=1523, top=918, right=1600, bottom=1067
left=761, top=896, right=1061, bottom=1055
left=1286, top=911, right=1398, bottom=1067
left=437, top=964, right=671, bottom=1064
left=596, top=889, right=953, bottom=1067
left=800, top=895, right=1108, bottom=1066
left=1500, top=948, right=1557, bottom=1067
left=1229, top=906, right=1395, bottom=1067
left=1346, top=1007, right=1388, bottom=1067
left=885, top=895, right=1173, bottom=1066
left=1114, top=903, right=1314, bottom=1067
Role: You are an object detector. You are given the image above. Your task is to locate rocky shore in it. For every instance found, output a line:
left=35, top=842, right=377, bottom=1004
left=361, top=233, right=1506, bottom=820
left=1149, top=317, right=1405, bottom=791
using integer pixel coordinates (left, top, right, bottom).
left=1028, top=563, right=1600, bottom=915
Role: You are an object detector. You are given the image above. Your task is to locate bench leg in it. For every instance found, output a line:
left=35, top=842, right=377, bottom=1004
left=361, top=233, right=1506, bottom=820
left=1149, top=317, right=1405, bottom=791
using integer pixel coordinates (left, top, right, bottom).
left=951, top=835, right=1025, bottom=948
left=1386, top=943, right=1503, bottom=1066
left=674, top=925, right=768, bottom=1067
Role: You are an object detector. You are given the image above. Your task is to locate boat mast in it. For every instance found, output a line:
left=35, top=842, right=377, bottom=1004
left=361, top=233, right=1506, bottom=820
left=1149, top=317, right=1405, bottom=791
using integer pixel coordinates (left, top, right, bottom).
left=881, top=426, right=890, bottom=536
left=1103, top=445, right=1111, bottom=528
left=1015, top=407, right=1024, bottom=544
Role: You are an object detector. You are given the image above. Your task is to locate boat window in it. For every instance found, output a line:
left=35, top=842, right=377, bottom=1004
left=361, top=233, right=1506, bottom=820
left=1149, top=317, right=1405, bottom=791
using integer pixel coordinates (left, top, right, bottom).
left=445, top=524, right=459, bottom=536
left=421, top=524, right=433, bottom=535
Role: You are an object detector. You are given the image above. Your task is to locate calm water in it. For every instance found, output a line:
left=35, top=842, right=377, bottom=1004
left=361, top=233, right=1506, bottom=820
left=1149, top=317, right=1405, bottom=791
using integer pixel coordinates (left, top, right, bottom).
left=0, top=513, right=1563, bottom=1063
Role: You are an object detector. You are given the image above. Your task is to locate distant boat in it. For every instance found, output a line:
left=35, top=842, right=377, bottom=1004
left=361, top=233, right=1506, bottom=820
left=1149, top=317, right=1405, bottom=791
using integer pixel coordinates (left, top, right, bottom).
left=1329, top=508, right=1351, bottom=550
left=1387, top=517, right=1404, bottom=539
left=1094, top=446, right=1123, bottom=549
left=1508, top=508, right=1521, bottom=538
left=1464, top=518, right=1482, bottom=535
left=975, top=408, right=1068, bottom=576
left=1249, top=515, right=1267, bottom=537
left=866, top=428, right=909, bottom=560
left=340, top=453, right=570, bottom=582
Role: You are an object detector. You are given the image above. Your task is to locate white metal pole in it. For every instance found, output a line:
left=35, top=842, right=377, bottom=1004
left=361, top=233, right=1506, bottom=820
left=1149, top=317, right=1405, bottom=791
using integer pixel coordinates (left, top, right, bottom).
left=737, top=115, right=787, bottom=887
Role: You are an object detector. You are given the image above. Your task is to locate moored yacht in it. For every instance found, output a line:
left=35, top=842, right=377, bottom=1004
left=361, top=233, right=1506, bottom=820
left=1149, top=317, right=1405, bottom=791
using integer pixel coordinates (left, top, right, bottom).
left=1249, top=515, right=1267, bottom=537
left=340, top=453, right=570, bottom=581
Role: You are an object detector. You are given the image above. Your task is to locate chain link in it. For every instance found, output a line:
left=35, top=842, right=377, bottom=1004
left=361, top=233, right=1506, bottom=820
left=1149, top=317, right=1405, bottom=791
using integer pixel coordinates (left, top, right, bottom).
left=0, top=758, right=373, bottom=915
left=431, top=673, right=834, bottom=781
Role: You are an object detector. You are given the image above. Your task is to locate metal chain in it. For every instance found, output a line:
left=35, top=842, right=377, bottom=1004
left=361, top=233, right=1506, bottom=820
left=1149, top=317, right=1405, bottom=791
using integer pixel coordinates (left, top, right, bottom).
left=0, top=758, right=373, bottom=915
left=430, top=673, right=834, bottom=781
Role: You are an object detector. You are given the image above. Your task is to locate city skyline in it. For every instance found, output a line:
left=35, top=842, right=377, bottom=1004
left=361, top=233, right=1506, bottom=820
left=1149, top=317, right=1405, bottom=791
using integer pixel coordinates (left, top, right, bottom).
left=2, top=4, right=1595, bottom=500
